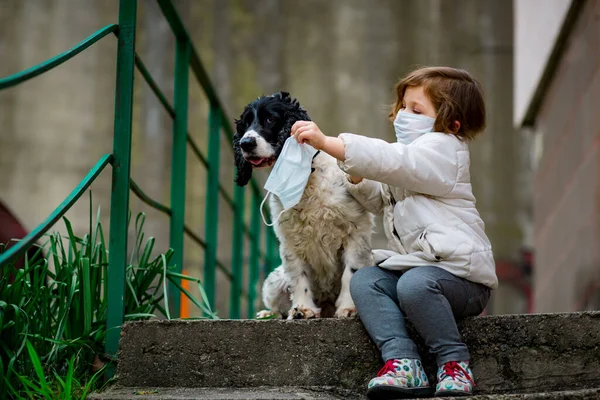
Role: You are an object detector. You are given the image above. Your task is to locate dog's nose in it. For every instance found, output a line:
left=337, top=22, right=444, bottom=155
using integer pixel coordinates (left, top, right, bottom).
left=240, top=136, right=257, bottom=152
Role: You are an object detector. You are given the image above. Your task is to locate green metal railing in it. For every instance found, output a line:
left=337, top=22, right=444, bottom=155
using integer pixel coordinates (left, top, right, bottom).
left=0, top=0, right=280, bottom=360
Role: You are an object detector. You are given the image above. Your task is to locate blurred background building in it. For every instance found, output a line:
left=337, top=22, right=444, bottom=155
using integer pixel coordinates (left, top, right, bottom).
left=0, top=0, right=597, bottom=317
left=515, top=0, right=600, bottom=312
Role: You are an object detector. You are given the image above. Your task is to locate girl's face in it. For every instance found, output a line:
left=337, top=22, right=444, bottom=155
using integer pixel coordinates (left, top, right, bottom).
left=400, top=86, right=437, bottom=119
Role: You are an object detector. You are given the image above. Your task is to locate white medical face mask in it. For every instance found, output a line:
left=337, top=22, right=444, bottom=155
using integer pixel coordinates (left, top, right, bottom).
left=260, top=137, right=318, bottom=226
left=393, top=110, right=435, bottom=144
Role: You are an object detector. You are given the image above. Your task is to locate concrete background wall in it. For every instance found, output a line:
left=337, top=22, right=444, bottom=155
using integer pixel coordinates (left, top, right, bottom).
left=532, top=0, right=600, bottom=312
left=0, top=0, right=523, bottom=317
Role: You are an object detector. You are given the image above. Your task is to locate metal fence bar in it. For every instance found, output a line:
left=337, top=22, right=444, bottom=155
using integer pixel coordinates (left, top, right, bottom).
left=156, top=0, right=224, bottom=118
left=181, top=226, right=234, bottom=280
left=186, top=135, right=234, bottom=209
left=157, top=2, right=271, bottom=307
left=156, top=0, right=187, bottom=41
left=0, top=24, right=118, bottom=90
left=189, top=130, right=260, bottom=246
left=154, top=0, right=262, bottom=199
left=204, top=105, right=221, bottom=308
left=168, top=38, right=191, bottom=318
left=186, top=135, right=209, bottom=166
left=105, top=0, right=137, bottom=361
left=217, top=187, right=234, bottom=210
left=155, top=0, right=251, bottom=208
left=129, top=178, right=172, bottom=216
left=0, top=154, right=113, bottom=266
left=134, top=53, right=175, bottom=118
left=247, top=194, right=262, bottom=318
left=229, top=184, right=246, bottom=319
left=129, top=179, right=234, bottom=281
left=134, top=53, right=239, bottom=213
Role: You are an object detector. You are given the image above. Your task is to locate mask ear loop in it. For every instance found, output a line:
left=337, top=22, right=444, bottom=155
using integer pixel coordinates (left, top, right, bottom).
left=260, top=192, right=285, bottom=227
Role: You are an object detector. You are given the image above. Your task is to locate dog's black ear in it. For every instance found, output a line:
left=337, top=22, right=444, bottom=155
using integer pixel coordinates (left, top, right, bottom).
left=233, top=133, right=252, bottom=187
left=276, top=91, right=291, bottom=101
left=233, top=107, right=254, bottom=186
left=280, top=96, right=311, bottom=141
left=280, top=91, right=305, bottom=112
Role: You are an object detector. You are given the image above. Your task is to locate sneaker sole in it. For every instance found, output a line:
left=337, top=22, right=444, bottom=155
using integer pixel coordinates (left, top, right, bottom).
left=434, top=389, right=473, bottom=397
left=367, top=385, right=433, bottom=399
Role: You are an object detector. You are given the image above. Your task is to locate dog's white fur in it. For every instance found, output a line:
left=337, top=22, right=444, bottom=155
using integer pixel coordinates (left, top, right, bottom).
left=241, top=129, right=275, bottom=159
left=260, top=151, right=374, bottom=319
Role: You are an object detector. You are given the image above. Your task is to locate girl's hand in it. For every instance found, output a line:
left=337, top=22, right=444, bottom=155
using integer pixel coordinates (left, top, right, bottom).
left=291, top=121, right=347, bottom=162
left=349, top=175, right=363, bottom=184
left=291, top=121, right=327, bottom=150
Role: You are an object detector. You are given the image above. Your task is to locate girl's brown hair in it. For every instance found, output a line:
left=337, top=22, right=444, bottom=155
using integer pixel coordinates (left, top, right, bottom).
left=389, top=66, right=486, bottom=140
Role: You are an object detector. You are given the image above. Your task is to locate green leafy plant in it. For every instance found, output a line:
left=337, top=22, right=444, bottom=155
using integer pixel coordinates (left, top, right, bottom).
left=0, top=193, right=216, bottom=398
left=6, top=341, right=105, bottom=400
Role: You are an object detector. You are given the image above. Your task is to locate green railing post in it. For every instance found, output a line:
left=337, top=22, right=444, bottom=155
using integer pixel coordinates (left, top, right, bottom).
left=247, top=193, right=262, bottom=318
left=105, top=0, right=137, bottom=361
left=168, top=39, right=191, bottom=318
left=230, top=184, right=245, bottom=319
left=204, top=105, right=221, bottom=309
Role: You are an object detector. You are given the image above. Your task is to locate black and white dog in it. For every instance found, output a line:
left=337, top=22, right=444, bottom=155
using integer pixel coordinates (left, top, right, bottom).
left=234, top=92, right=373, bottom=319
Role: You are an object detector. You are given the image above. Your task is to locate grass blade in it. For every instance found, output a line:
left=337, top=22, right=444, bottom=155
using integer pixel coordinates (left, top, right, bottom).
left=166, top=271, right=216, bottom=317
left=161, top=254, right=171, bottom=320
left=124, top=313, right=156, bottom=320
left=64, top=356, right=75, bottom=399
left=81, top=258, right=92, bottom=336
left=25, top=341, right=51, bottom=398
left=167, top=276, right=217, bottom=319
left=88, top=190, right=93, bottom=261
left=80, top=365, right=106, bottom=398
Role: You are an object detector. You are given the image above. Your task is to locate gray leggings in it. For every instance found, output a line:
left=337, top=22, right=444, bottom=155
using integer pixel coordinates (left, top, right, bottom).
left=350, top=266, right=490, bottom=366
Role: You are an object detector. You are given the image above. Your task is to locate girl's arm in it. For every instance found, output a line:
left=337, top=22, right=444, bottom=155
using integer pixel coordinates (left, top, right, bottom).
left=321, top=136, right=346, bottom=161
left=291, top=121, right=459, bottom=197
left=292, top=121, right=362, bottom=182
left=338, top=133, right=459, bottom=197
left=345, top=177, right=386, bottom=214
left=292, top=121, right=347, bottom=161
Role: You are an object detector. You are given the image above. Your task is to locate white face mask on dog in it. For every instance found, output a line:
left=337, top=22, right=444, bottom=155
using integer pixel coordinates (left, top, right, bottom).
left=393, top=110, right=435, bottom=144
left=260, top=137, right=318, bottom=226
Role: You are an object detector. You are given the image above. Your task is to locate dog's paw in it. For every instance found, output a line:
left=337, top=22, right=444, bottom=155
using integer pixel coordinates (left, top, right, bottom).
left=287, top=306, right=321, bottom=320
left=256, top=310, right=279, bottom=319
left=334, top=307, right=358, bottom=318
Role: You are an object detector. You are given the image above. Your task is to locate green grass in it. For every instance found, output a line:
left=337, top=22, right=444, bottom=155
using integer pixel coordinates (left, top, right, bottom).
left=0, top=193, right=216, bottom=399
left=6, top=341, right=105, bottom=400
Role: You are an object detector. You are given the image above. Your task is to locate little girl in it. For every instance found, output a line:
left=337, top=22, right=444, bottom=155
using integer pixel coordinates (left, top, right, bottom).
left=291, top=66, right=498, bottom=399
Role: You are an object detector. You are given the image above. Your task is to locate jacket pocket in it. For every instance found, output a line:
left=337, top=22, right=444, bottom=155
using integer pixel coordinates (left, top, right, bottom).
left=415, top=223, right=474, bottom=263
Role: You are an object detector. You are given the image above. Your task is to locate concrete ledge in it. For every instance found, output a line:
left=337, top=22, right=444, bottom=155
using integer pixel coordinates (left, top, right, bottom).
left=114, top=312, right=600, bottom=396
left=89, top=386, right=360, bottom=400
left=90, top=387, right=600, bottom=400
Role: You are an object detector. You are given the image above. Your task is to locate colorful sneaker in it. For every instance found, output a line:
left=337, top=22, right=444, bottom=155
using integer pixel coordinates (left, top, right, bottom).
left=435, top=361, right=475, bottom=397
left=367, top=358, right=431, bottom=399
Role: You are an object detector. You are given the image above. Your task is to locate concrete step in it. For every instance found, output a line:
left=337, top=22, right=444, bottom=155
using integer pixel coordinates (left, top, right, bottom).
left=89, top=386, right=600, bottom=400
left=89, top=386, right=360, bottom=399
left=97, top=312, right=600, bottom=398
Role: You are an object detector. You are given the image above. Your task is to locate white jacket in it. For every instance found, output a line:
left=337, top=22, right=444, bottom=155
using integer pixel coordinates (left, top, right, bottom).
left=338, top=132, right=498, bottom=289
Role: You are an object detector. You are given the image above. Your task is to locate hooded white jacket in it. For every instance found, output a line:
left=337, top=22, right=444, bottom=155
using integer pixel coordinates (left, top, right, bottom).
left=337, top=132, right=498, bottom=289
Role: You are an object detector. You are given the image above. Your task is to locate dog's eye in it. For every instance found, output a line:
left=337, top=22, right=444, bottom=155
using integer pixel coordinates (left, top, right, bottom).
left=266, top=116, right=275, bottom=124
